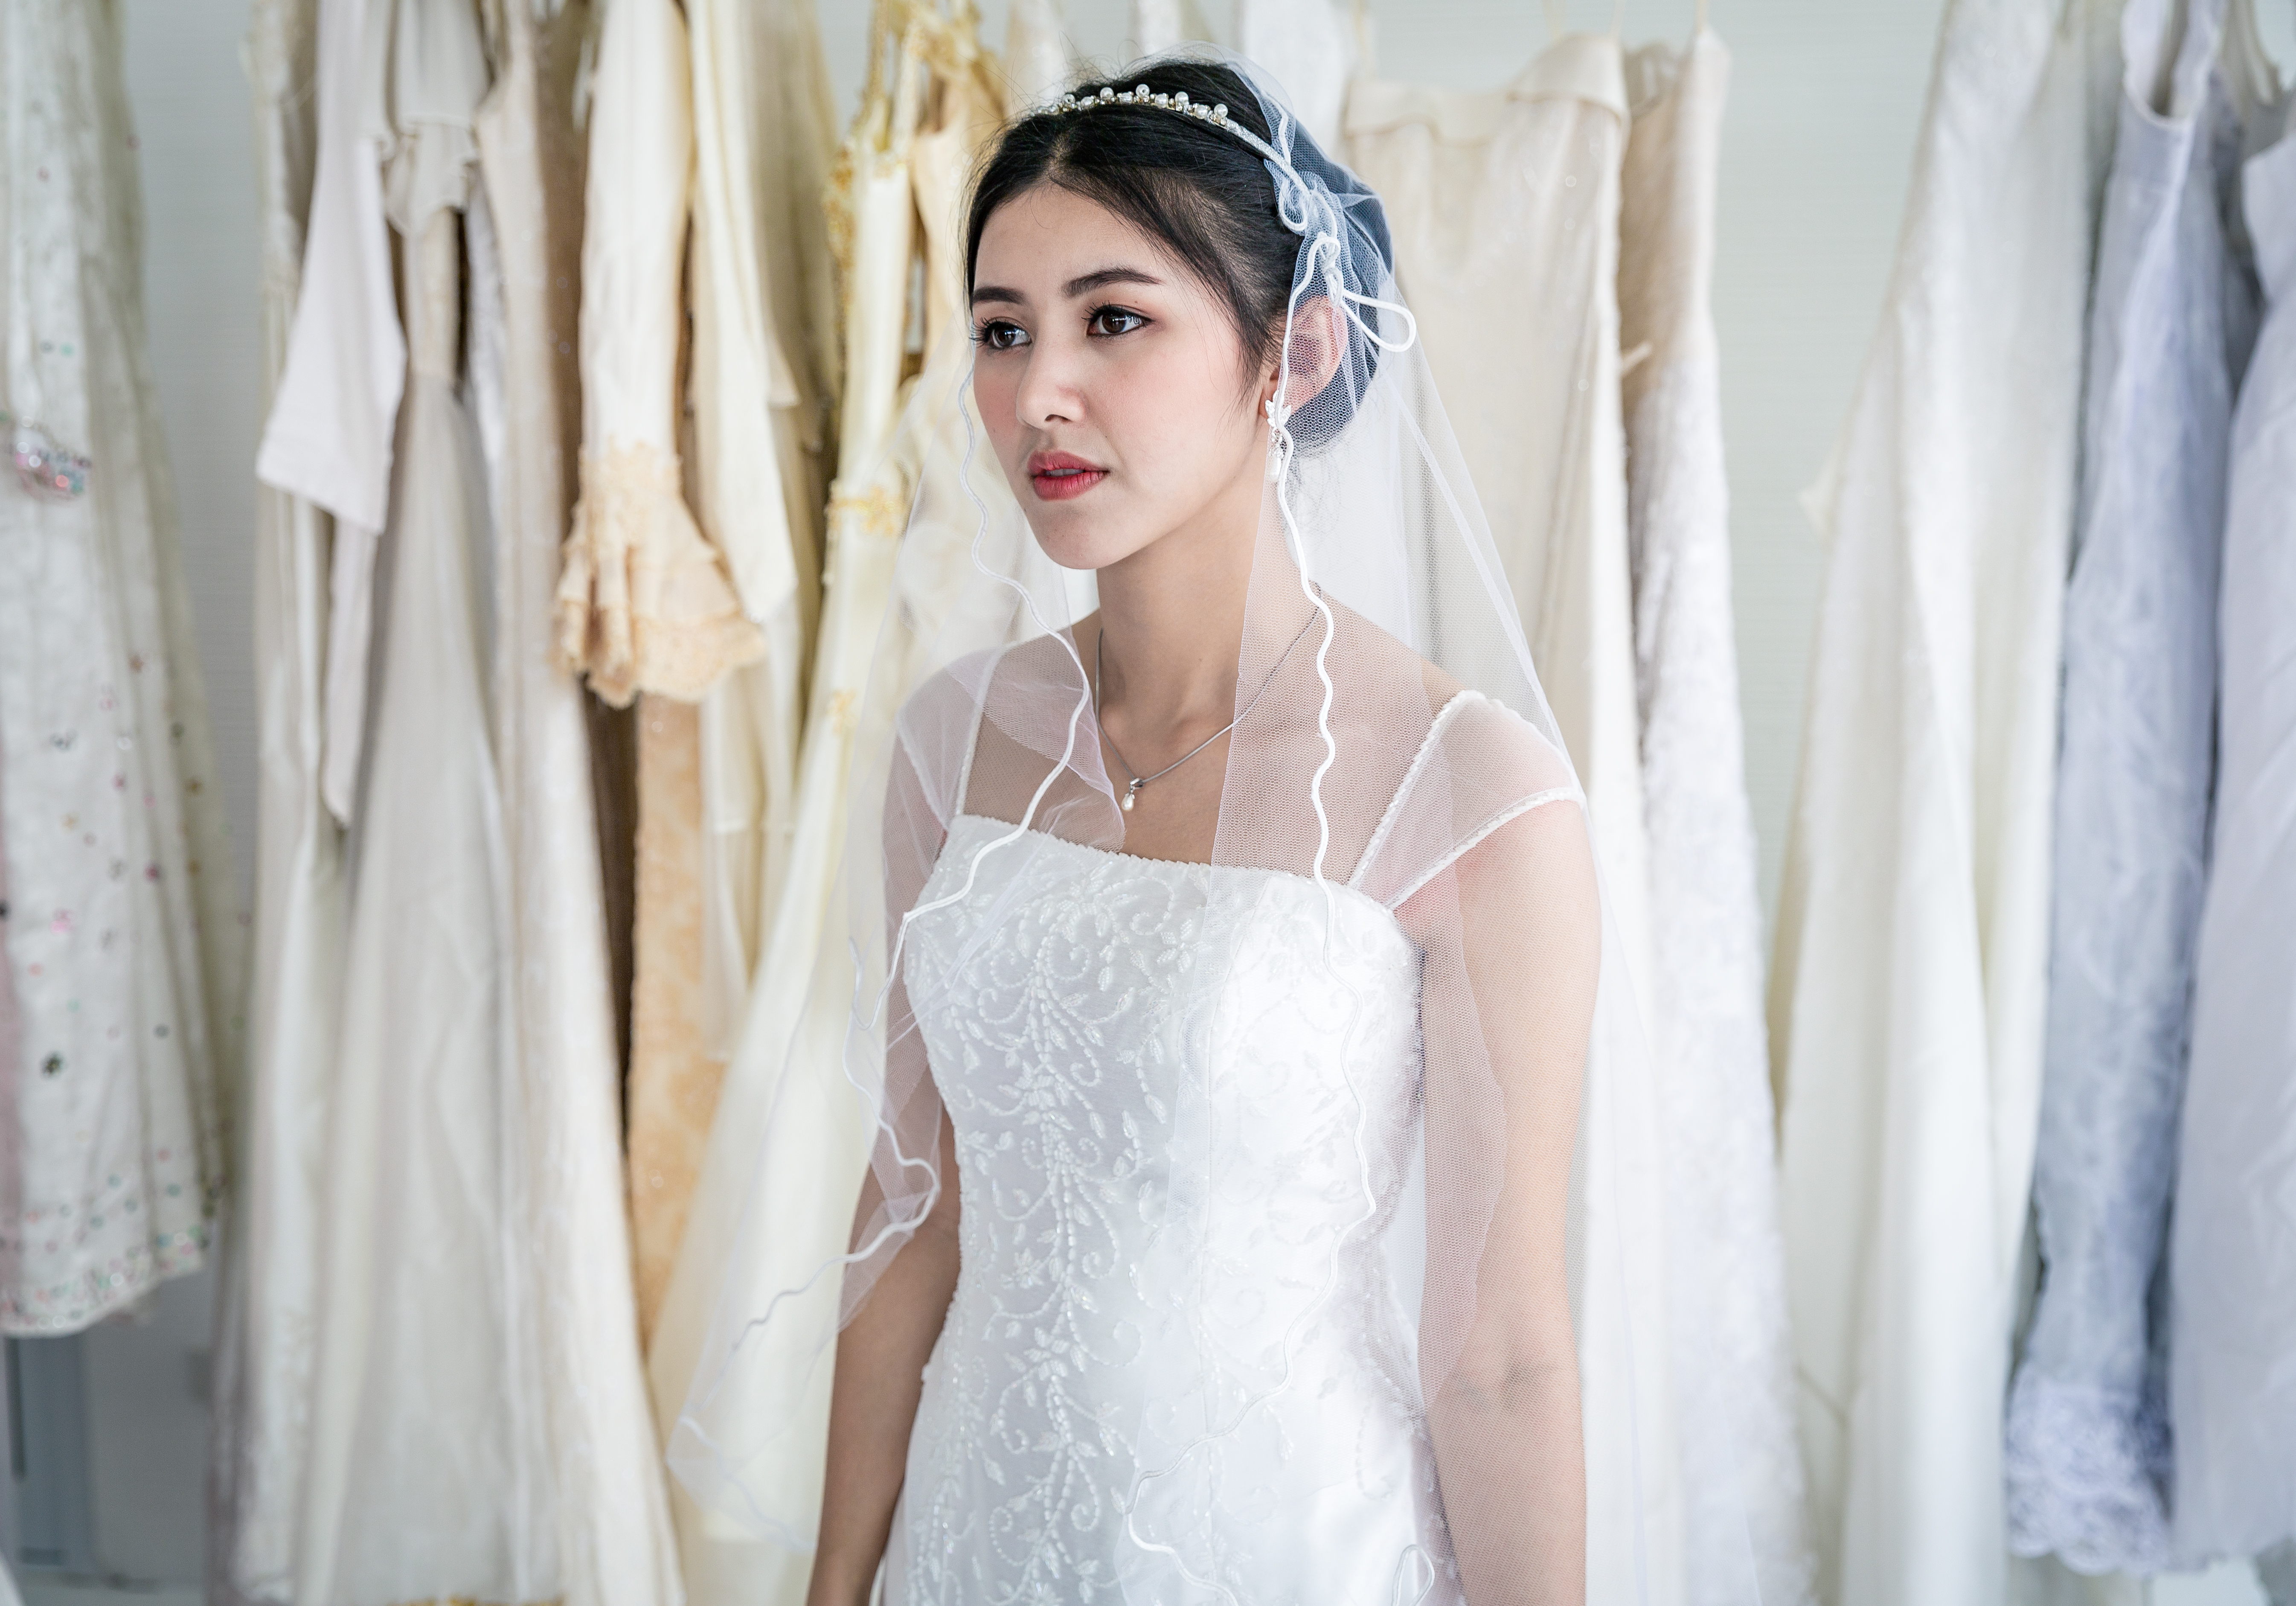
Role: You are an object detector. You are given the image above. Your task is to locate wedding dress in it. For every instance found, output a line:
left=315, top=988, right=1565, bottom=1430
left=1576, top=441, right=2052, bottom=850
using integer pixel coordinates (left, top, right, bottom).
left=555, top=0, right=760, bottom=707
left=1767, top=1, right=2119, bottom=1600
left=649, top=12, right=1006, bottom=1601
left=256, top=0, right=404, bottom=823
left=882, top=710, right=1572, bottom=1604
left=0, top=0, right=241, bottom=1335
left=1346, top=38, right=1672, bottom=1600
left=672, top=52, right=1756, bottom=1603
left=2171, top=80, right=2296, bottom=1569
left=216, top=0, right=343, bottom=1593
left=470, top=3, right=686, bottom=1599
left=293, top=7, right=555, bottom=1593
left=1616, top=21, right=1811, bottom=1604
left=2007, top=0, right=2266, bottom=1574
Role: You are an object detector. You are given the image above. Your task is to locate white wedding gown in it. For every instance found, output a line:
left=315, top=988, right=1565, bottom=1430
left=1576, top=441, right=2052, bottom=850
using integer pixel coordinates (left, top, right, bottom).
left=886, top=707, right=1565, bottom=1604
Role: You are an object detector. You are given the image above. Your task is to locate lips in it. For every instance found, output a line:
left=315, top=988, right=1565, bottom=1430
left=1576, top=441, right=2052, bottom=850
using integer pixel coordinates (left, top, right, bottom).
left=1027, top=450, right=1108, bottom=502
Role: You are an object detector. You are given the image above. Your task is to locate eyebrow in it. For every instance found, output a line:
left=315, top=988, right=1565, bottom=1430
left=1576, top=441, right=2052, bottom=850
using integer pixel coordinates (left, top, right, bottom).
left=969, top=265, right=1167, bottom=308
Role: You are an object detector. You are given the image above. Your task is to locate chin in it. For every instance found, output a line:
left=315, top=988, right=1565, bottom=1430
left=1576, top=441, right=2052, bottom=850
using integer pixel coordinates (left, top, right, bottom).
left=1024, top=508, right=1146, bottom=573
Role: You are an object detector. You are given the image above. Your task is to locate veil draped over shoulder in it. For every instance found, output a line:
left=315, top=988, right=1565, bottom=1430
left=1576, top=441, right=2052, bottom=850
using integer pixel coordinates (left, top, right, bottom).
left=670, top=49, right=1759, bottom=1603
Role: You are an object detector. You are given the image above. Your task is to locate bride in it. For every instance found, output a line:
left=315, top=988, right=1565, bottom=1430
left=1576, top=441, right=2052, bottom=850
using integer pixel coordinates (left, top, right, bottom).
left=674, top=55, right=1709, bottom=1606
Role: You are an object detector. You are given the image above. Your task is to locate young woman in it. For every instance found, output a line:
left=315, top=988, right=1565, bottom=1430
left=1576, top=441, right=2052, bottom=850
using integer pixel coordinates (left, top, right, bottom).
left=674, top=55, right=1692, bottom=1606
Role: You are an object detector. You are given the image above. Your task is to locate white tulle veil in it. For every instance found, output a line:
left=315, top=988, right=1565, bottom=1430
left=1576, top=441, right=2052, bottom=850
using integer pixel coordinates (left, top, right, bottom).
left=668, top=47, right=1757, bottom=1603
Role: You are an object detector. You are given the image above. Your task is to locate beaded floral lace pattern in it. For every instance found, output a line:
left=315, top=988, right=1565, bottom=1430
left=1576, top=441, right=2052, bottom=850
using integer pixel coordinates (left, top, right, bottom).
left=893, top=815, right=1454, bottom=1604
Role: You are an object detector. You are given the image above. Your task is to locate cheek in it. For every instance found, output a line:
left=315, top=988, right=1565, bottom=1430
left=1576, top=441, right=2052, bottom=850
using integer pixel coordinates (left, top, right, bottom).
left=1102, top=349, right=1253, bottom=491
left=974, top=361, right=1023, bottom=461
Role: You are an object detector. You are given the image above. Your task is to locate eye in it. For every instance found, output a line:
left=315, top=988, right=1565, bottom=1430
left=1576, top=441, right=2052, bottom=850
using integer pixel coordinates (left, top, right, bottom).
left=1087, top=305, right=1149, bottom=338
left=972, top=318, right=1029, bottom=351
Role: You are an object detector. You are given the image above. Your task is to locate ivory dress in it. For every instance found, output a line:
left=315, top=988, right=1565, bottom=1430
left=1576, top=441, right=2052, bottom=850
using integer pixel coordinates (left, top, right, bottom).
left=1767, top=2, right=2119, bottom=1601
left=219, top=0, right=344, bottom=1591
left=649, top=14, right=1004, bottom=1599
left=1347, top=44, right=1667, bottom=1601
left=2006, top=0, right=2262, bottom=1572
left=293, top=6, right=556, bottom=1594
left=1616, top=24, right=1810, bottom=1604
left=471, top=2, right=686, bottom=1598
left=2171, top=86, right=2296, bottom=1569
left=256, top=0, right=404, bottom=823
left=0, top=0, right=241, bottom=1335
left=884, top=733, right=1569, bottom=1603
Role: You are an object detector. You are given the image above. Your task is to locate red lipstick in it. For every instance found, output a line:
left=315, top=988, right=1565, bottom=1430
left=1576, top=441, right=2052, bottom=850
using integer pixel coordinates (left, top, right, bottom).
left=1027, top=450, right=1108, bottom=501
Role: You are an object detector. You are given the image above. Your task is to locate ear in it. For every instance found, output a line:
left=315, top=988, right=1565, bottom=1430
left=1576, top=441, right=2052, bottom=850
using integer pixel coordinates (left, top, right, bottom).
left=1258, top=294, right=1348, bottom=422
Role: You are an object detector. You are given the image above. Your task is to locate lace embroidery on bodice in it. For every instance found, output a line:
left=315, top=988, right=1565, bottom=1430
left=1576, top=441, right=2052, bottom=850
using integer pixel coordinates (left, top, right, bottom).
left=895, top=815, right=1450, bottom=1603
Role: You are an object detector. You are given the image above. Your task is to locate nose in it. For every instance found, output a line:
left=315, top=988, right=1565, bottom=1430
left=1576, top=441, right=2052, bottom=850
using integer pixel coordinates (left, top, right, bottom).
left=1012, top=337, right=1081, bottom=432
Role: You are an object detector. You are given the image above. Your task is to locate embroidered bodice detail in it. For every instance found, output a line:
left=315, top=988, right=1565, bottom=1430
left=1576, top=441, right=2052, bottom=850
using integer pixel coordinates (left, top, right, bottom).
left=893, top=815, right=1457, bottom=1604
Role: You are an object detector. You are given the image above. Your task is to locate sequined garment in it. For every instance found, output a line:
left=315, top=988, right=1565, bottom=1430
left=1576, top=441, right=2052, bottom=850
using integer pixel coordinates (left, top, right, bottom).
left=0, top=0, right=242, bottom=1334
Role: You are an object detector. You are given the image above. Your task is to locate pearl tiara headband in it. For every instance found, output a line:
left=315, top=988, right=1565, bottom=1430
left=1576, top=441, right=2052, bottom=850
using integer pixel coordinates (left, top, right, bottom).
left=1049, top=83, right=1296, bottom=177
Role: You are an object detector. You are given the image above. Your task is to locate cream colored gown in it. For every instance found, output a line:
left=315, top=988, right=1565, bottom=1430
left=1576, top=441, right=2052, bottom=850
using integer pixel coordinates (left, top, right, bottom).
left=1617, top=23, right=1811, bottom=1605
left=218, top=0, right=343, bottom=1594
left=651, top=9, right=1005, bottom=1599
left=1347, top=44, right=1669, bottom=1599
left=1767, top=2, right=2120, bottom=1602
left=471, top=1, right=686, bottom=1599
left=294, top=6, right=559, bottom=1574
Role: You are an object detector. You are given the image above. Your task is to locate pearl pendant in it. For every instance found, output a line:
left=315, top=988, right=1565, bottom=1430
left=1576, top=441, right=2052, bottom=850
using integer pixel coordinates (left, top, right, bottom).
left=1122, top=786, right=1138, bottom=812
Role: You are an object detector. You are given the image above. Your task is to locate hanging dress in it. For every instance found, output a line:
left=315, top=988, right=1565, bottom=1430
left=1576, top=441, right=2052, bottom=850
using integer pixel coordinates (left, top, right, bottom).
left=1236, top=0, right=1354, bottom=153
left=2005, top=0, right=2264, bottom=1574
left=1347, top=34, right=1672, bottom=1603
left=293, top=3, right=556, bottom=1594
left=688, top=0, right=839, bottom=1074
left=647, top=11, right=1004, bottom=1600
left=469, top=1, right=687, bottom=1598
left=256, top=0, right=405, bottom=824
left=214, top=0, right=343, bottom=1593
left=2171, top=83, right=2296, bottom=1570
left=1766, top=1, right=2120, bottom=1601
left=567, top=0, right=754, bottom=1355
left=1346, top=32, right=1657, bottom=1059
left=0, top=0, right=242, bottom=1335
left=1616, top=21, right=1811, bottom=1604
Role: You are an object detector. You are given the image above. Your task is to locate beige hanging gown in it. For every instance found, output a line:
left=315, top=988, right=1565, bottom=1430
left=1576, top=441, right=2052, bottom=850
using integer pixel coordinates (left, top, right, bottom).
left=643, top=0, right=842, bottom=1347
left=650, top=12, right=1005, bottom=1599
left=688, top=0, right=840, bottom=1071
left=570, top=0, right=754, bottom=1352
left=217, top=0, right=343, bottom=1594
left=1348, top=35, right=1672, bottom=1603
left=469, top=1, right=687, bottom=1600
left=1616, top=26, right=1812, bottom=1605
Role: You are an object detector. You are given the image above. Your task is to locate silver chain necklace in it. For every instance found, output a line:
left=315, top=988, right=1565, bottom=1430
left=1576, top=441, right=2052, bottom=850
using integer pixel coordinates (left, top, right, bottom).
left=1092, top=611, right=1320, bottom=813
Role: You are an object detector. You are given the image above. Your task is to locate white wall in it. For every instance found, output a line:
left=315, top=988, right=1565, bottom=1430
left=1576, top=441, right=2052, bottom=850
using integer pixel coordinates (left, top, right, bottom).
left=38, top=0, right=2280, bottom=1597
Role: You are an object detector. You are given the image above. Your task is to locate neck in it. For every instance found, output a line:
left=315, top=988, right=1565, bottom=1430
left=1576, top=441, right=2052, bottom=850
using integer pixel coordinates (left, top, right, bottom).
left=1088, top=438, right=1272, bottom=732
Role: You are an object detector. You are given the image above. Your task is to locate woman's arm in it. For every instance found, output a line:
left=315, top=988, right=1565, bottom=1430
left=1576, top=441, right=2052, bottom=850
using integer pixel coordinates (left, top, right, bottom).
left=805, top=1107, right=963, bottom=1606
left=1412, top=798, right=1598, bottom=1605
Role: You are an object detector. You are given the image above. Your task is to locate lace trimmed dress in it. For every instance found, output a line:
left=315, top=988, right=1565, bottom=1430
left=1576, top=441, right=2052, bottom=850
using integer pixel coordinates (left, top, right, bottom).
left=884, top=692, right=1569, bottom=1605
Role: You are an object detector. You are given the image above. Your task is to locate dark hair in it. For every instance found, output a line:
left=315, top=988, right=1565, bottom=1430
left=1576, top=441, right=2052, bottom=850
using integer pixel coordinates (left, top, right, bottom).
left=964, top=59, right=1394, bottom=438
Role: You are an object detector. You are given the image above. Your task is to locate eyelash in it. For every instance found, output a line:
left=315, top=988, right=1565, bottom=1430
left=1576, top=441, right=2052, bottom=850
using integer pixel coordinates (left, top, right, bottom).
left=969, top=305, right=1152, bottom=349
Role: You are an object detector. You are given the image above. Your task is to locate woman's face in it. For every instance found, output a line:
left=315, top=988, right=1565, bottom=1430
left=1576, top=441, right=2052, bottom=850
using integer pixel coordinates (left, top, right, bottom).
left=969, top=183, right=1272, bottom=572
